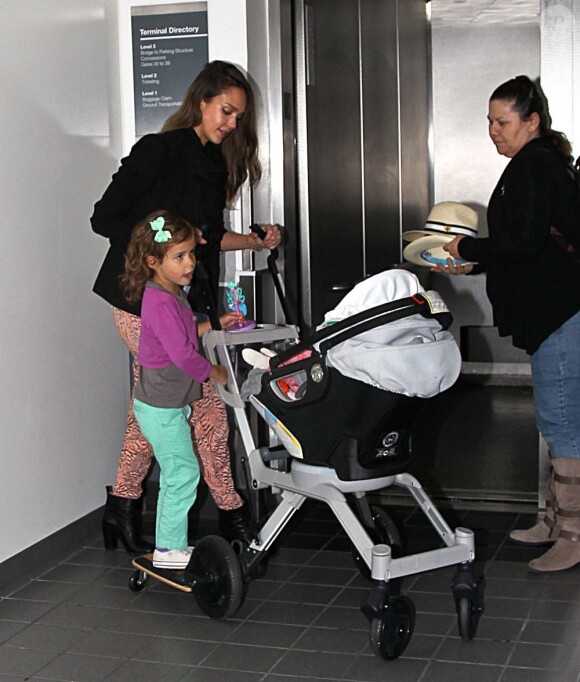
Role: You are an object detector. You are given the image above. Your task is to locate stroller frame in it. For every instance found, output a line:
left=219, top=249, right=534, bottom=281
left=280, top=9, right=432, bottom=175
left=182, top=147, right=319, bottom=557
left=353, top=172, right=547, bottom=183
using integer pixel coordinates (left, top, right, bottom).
left=198, top=293, right=483, bottom=660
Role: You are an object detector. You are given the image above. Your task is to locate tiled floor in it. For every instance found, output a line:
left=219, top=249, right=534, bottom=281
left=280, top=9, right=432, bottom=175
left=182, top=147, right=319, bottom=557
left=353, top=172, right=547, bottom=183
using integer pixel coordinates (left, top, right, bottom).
left=1, top=500, right=579, bottom=682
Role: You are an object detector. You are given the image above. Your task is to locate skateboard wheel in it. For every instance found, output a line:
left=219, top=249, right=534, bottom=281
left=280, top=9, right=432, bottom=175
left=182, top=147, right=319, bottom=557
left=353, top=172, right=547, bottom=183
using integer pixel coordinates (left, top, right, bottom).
left=128, top=569, right=147, bottom=592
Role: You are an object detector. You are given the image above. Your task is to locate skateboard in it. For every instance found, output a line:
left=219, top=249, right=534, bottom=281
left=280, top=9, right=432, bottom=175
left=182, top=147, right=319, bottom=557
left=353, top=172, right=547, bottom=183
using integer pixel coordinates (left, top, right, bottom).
left=130, top=554, right=192, bottom=592
left=128, top=535, right=244, bottom=619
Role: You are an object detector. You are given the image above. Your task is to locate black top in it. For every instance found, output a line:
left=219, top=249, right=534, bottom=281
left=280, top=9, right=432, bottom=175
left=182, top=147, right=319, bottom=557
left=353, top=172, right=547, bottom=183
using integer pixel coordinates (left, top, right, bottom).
left=91, top=128, right=228, bottom=316
left=458, top=136, right=580, bottom=354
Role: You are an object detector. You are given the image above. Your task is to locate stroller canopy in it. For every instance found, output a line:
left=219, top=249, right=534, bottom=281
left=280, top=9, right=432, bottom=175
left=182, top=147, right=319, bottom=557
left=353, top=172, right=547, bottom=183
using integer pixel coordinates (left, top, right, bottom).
left=319, top=270, right=461, bottom=398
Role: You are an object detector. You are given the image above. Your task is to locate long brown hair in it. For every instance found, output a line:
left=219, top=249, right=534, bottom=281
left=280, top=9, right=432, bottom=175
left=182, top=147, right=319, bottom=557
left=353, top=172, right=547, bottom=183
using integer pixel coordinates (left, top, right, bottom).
left=121, top=210, right=197, bottom=303
left=162, top=60, right=262, bottom=203
left=490, top=75, right=572, bottom=163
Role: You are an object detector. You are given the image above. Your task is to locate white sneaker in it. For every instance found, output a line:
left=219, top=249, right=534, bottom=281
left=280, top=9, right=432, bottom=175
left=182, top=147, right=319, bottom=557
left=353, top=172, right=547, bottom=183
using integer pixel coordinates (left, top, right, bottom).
left=152, top=547, right=193, bottom=569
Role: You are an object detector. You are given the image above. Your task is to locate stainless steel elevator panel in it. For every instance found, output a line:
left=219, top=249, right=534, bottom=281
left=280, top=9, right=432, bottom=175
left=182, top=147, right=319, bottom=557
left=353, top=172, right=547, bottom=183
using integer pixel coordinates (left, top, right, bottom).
left=398, top=0, right=432, bottom=235
left=291, top=0, right=431, bottom=330
left=360, top=0, right=401, bottom=275
left=303, top=0, right=364, bottom=325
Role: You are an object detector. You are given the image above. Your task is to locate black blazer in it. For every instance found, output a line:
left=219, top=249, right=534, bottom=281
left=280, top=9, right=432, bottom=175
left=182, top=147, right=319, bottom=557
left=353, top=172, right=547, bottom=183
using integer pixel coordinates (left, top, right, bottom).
left=459, top=137, right=580, bottom=354
left=91, top=128, right=227, bottom=316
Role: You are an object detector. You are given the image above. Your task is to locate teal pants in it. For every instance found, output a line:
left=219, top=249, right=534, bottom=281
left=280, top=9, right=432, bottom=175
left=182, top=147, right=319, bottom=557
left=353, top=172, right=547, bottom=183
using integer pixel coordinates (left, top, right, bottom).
left=133, top=400, right=200, bottom=549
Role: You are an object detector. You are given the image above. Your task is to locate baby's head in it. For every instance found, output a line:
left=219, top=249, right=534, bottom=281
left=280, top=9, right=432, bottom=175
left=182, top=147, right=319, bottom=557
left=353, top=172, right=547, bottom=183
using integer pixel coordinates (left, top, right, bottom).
left=122, top=210, right=198, bottom=303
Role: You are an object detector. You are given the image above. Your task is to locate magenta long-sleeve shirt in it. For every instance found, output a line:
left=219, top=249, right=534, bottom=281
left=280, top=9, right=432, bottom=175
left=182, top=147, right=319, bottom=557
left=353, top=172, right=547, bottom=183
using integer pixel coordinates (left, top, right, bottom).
left=134, top=283, right=213, bottom=408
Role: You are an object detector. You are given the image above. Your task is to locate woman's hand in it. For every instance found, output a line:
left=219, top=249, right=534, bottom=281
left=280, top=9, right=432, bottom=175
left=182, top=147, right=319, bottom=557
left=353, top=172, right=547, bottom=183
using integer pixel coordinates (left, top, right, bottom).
left=249, top=224, right=282, bottom=251
left=431, top=260, right=474, bottom=276
left=219, top=312, right=245, bottom=329
left=443, top=235, right=464, bottom=260
left=430, top=235, right=473, bottom=275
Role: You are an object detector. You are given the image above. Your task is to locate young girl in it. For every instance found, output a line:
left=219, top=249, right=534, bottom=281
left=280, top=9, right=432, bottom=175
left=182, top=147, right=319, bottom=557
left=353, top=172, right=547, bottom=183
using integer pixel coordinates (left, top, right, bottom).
left=121, top=209, right=242, bottom=569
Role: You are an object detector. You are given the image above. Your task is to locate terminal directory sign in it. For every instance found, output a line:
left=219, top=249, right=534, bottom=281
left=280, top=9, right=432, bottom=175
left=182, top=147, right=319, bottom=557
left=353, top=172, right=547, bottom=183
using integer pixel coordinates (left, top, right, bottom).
left=132, top=7, right=208, bottom=136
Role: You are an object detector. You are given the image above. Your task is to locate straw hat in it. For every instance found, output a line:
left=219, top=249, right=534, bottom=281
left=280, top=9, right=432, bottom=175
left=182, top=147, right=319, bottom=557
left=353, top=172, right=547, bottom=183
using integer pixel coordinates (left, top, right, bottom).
left=402, top=201, right=478, bottom=242
left=403, top=234, right=471, bottom=268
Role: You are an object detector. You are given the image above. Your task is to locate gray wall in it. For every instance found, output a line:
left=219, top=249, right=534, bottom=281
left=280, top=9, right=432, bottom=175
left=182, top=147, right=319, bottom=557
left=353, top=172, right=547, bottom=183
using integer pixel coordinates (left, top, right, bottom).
left=429, top=8, right=541, bottom=362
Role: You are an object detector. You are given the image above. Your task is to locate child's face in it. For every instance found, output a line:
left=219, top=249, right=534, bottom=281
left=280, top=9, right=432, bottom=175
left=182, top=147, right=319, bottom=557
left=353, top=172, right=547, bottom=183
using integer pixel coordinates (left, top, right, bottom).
left=148, top=236, right=196, bottom=294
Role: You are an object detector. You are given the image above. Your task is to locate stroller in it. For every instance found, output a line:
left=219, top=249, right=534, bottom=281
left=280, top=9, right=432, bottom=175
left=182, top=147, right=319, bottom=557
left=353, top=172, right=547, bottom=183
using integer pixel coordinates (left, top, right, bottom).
left=129, top=262, right=484, bottom=661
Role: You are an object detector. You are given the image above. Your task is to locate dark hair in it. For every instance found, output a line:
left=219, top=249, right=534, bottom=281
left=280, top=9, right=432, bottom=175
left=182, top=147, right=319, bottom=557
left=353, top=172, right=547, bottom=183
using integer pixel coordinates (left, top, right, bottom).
left=120, top=210, right=197, bottom=303
left=490, top=75, right=572, bottom=162
left=161, top=60, right=262, bottom=203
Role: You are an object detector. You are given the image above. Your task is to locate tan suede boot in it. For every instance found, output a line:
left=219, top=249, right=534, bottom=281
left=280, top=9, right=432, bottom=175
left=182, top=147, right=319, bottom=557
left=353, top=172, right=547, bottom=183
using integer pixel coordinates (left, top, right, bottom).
left=528, top=458, right=580, bottom=573
left=510, top=466, right=559, bottom=545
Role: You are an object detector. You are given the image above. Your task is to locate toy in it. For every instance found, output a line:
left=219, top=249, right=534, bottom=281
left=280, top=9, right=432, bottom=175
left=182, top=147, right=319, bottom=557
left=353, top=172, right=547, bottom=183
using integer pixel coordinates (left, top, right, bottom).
left=225, top=281, right=256, bottom=331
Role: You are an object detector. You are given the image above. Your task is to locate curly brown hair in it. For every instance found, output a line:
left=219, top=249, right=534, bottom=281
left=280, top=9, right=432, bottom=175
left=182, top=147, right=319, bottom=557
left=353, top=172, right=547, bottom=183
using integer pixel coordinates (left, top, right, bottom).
left=161, top=60, right=261, bottom=204
left=120, top=210, right=198, bottom=303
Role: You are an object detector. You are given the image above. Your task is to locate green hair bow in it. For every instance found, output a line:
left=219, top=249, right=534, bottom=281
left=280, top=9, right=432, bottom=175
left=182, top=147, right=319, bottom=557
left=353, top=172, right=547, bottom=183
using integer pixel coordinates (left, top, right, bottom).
left=150, top=216, right=171, bottom=243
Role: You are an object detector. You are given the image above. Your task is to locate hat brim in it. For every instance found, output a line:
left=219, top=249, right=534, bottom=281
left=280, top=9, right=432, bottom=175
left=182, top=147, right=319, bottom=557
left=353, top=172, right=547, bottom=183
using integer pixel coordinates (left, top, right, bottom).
left=402, top=230, right=439, bottom=242
left=403, top=234, right=471, bottom=268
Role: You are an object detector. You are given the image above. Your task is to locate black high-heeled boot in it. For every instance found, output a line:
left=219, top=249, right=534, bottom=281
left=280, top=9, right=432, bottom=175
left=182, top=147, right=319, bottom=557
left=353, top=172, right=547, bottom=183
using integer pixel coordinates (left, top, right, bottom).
left=102, top=486, right=154, bottom=553
left=218, top=504, right=255, bottom=545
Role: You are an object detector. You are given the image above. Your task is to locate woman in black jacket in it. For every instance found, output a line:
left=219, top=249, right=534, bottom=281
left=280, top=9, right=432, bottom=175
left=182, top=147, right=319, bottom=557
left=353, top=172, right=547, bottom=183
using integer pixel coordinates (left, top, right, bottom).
left=92, top=61, right=281, bottom=552
left=437, top=75, right=580, bottom=573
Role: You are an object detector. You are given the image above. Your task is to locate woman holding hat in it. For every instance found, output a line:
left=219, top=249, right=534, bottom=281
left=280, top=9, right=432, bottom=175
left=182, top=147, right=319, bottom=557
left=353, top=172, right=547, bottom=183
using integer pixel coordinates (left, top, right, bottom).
left=435, top=75, right=580, bottom=573
left=402, top=201, right=479, bottom=267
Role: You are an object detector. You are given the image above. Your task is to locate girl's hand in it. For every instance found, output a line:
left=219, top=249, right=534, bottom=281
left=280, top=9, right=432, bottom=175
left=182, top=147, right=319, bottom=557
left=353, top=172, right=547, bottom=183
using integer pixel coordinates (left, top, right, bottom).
left=210, top=364, right=228, bottom=385
left=219, top=312, right=244, bottom=329
left=249, top=224, right=282, bottom=251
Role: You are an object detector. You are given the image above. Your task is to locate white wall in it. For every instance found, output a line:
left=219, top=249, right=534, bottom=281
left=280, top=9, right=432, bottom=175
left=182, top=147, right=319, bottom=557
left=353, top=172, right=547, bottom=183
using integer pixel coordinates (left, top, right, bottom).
left=0, top=0, right=251, bottom=565
left=0, top=0, right=129, bottom=564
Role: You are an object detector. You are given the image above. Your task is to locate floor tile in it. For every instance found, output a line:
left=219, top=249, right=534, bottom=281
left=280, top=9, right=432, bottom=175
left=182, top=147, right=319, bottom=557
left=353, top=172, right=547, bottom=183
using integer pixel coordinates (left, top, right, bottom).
left=131, top=636, right=216, bottom=666
left=0, top=646, right=59, bottom=678
left=293, top=624, right=368, bottom=654
left=3, top=623, right=87, bottom=652
left=0, top=599, right=56, bottom=623
left=200, top=642, right=285, bottom=673
left=181, top=668, right=263, bottom=681
left=420, top=660, right=503, bottom=681
left=225, top=620, right=303, bottom=648
left=102, top=659, right=191, bottom=681
left=341, top=653, right=429, bottom=681
left=270, top=648, right=360, bottom=678
left=0, top=620, right=27, bottom=645
left=33, top=652, right=121, bottom=681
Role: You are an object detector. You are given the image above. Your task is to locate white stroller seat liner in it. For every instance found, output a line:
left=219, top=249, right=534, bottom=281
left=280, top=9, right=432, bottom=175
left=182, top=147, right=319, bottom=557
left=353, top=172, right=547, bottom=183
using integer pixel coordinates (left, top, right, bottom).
left=319, top=270, right=461, bottom=398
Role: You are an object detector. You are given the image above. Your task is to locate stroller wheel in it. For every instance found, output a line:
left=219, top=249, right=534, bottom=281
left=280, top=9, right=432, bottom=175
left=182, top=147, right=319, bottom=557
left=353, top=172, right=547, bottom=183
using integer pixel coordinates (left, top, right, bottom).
left=457, top=597, right=479, bottom=640
left=353, top=507, right=404, bottom=581
left=369, top=595, right=415, bottom=660
left=187, top=535, right=244, bottom=619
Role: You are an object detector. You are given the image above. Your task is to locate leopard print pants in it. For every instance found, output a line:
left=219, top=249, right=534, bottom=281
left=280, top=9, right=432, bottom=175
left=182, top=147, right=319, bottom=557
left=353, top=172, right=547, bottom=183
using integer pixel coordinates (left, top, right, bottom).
left=111, top=308, right=243, bottom=510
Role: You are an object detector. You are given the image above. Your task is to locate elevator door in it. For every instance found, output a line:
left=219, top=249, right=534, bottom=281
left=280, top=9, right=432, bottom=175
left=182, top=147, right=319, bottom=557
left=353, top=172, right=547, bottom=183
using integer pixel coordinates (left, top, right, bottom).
left=286, top=0, right=430, bottom=332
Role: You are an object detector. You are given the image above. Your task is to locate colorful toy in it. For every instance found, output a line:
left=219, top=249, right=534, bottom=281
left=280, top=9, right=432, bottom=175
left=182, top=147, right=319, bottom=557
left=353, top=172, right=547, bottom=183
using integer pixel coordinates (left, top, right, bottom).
left=225, top=281, right=257, bottom=331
